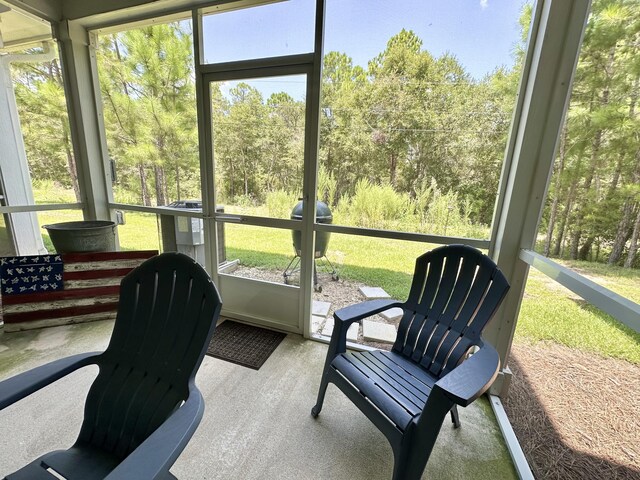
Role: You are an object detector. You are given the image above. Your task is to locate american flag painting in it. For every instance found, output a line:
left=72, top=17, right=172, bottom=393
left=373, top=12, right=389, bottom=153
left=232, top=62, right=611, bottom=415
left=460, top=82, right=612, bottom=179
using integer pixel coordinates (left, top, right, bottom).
left=0, top=250, right=157, bottom=332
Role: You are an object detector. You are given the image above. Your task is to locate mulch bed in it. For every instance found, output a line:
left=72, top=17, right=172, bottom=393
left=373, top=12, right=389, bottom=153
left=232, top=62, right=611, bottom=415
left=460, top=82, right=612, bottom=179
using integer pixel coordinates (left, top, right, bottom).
left=504, top=341, right=640, bottom=479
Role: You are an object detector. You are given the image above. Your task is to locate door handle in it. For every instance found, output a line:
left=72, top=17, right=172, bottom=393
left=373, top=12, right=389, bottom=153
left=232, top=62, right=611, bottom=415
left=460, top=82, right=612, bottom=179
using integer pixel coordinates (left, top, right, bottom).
left=217, top=215, right=243, bottom=223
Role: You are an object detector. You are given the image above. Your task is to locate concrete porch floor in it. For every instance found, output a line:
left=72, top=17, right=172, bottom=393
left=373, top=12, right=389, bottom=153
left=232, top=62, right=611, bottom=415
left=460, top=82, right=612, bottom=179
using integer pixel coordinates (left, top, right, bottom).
left=0, top=320, right=517, bottom=479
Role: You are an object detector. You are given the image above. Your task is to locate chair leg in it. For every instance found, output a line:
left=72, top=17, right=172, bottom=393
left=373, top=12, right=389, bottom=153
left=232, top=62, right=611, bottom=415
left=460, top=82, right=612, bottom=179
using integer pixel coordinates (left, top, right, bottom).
left=311, top=373, right=329, bottom=417
left=391, top=442, right=431, bottom=480
left=312, top=321, right=348, bottom=418
left=450, top=405, right=461, bottom=429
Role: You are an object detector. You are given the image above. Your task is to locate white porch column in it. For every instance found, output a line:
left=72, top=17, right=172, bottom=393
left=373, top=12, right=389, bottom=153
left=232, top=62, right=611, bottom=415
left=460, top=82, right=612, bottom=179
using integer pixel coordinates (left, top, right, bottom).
left=485, top=0, right=591, bottom=397
left=0, top=54, right=47, bottom=255
left=56, top=20, right=112, bottom=221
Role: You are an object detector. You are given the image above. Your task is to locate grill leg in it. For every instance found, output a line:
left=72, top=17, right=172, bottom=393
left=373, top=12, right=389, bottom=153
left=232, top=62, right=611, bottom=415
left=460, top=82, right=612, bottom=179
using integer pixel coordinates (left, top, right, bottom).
left=283, top=255, right=301, bottom=284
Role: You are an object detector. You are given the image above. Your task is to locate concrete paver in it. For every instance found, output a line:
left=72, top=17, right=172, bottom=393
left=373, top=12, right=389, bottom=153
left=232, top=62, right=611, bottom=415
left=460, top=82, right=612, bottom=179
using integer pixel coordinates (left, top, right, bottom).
left=380, top=307, right=403, bottom=322
left=358, top=286, right=391, bottom=300
left=362, top=320, right=397, bottom=344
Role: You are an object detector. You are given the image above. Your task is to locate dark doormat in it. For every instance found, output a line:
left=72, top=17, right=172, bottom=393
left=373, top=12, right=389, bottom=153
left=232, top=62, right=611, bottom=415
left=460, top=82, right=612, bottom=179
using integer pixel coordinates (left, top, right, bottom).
left=206, top=320, right=287, bottom=370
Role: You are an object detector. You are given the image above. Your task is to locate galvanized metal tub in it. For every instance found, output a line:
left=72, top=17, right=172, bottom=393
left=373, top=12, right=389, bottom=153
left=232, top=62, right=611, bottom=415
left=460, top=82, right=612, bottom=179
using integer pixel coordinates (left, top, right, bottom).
left=43, top=221, right=117, bottom=253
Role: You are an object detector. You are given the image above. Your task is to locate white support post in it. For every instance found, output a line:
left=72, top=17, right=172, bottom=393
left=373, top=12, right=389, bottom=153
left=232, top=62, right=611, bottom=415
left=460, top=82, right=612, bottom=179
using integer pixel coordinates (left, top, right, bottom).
left=56, top=20, right=113, bottom=222
left=298, top=0, right=325, bottom=338
left=193, top=8, right=219, bottom=282
left=0, top=52, right=48, bottom=255
left=485, top=0, right=591, bottom=397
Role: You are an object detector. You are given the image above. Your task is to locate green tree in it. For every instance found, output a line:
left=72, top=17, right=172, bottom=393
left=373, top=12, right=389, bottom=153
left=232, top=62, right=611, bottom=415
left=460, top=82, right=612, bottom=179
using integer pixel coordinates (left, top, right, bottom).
left=541, top=0, right=640, bottom=266
left=213, top=82, right=267, bottom=202
left=319, top=51, right=372, bottom=199
left=97, top=22, right=198, bottom=206
left=11, top=52, right=80, bottom=202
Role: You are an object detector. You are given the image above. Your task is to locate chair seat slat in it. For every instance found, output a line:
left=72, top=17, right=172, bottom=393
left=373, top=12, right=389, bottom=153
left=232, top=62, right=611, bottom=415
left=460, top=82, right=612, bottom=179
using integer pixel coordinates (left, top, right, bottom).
left=332, top=355, right=413, bottom=430
left=371, top=350, right=437, bottom=392
left=347, top=352, right=427, bottom=408
left=359, top=351, right=429, bottom=403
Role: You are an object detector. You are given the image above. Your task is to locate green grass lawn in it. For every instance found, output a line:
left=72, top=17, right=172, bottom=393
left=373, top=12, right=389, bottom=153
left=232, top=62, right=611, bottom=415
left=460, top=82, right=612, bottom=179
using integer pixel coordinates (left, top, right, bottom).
left=35, top=200, right=640, bottom=365
left=111, top=212, right=639, bottom=364
left=518, top=269, right=640, bottom=363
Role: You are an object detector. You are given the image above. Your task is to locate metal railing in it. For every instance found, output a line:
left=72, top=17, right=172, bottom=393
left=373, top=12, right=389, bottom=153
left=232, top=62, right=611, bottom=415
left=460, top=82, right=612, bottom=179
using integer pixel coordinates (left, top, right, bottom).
left=520, top=249, right=640, bottom=334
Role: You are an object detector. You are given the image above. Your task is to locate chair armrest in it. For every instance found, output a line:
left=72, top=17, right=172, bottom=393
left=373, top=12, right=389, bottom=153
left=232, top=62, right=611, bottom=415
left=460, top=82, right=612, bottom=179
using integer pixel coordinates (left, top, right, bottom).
left=434, top=342, right=500, bottom=407
left=327, top=299, right=403, bottom=358
left=0, top=351, right=102, bottom=410
left=104, top=383, right=205, bottom=480
left=334, top=299, right=403, bottom=325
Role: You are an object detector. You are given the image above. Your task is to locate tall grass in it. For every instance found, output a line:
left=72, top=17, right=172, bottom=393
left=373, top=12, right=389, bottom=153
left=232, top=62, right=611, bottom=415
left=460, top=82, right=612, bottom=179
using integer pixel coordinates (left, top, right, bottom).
left=330, top=179, right=489, bottom=238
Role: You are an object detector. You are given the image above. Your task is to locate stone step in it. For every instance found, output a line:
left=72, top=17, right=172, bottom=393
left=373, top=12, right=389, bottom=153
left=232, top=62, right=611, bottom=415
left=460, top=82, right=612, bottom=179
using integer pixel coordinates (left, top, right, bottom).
left=320, top=317, right=334, bottom=337
left=362, top=320, right=397, bottom=344
left=312, top=300, right=331, bottom=317
left=380, top=307, right=404, bottom=322
left=347, top=323, right=359, bottom=342
left=358, top=286, right=391, bottom=300
left=320, top=318, right=359, bottom=341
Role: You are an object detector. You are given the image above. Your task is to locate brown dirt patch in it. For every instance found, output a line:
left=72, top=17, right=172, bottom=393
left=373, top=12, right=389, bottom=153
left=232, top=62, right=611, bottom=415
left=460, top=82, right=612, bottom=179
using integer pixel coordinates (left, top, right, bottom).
left=504, top=341, right=640, bottom=479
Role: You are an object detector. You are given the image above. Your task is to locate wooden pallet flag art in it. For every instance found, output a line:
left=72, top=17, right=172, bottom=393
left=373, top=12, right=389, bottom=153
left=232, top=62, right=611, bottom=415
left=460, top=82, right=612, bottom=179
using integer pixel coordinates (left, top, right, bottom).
left=0, top=250, right=158, bottom=332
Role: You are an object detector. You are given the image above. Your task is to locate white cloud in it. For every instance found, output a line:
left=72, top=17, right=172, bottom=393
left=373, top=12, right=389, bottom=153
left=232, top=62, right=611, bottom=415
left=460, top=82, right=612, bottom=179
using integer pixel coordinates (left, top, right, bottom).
left=480, top=0, right=488, bottom=9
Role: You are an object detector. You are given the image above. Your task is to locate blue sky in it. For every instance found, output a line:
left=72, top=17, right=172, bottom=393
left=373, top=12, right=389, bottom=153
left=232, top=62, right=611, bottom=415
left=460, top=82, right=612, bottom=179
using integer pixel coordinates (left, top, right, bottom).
left=203, top=0, right=529, bottom=99
left=324, top=0, right=528, bottom=78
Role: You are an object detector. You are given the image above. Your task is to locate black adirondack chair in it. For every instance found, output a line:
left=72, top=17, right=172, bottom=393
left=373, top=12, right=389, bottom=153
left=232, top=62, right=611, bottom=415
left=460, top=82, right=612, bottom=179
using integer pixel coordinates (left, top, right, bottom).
left=311, top=244, right=509, bottom=480
left=0, top=252, right=222, bottom=480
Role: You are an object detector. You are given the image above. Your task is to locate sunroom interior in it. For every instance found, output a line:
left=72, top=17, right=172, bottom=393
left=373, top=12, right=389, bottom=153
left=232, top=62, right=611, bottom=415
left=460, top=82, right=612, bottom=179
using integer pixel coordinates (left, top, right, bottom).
left=0, top=0, right=638, bottom=478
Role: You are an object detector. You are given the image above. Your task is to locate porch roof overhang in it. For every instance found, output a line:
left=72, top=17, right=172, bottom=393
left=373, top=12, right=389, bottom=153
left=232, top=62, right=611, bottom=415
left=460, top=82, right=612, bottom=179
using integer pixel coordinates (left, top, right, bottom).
left=0, top=0, right=53, bottom=51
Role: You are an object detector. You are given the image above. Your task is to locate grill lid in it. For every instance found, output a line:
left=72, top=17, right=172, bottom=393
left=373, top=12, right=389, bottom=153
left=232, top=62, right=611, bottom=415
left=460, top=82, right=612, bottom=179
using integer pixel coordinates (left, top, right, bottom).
left=291, top=201, right=332, bottom=222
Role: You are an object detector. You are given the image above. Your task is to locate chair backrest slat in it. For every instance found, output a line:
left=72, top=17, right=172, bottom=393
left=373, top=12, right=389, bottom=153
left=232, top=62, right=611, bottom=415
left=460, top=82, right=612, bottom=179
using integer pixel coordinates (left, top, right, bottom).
left=408, top=314, right=434, bottom=361
left=77, top=253, right=221, bottom=458
left=438, top=256, right=479, bottom=328
left=393, top=245, right=508, bottom=378
left=417, top=255, right=445, bottom=310
left=425, top=252, right=462, bottom=317
left=401, top=313, right=428, bottom=358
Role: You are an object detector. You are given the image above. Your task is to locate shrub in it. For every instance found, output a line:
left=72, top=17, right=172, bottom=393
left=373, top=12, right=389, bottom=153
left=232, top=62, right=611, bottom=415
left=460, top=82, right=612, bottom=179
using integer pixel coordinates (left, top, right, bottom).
left=413, top=179, right=489, bottom=238
left=347, top=179, right=412, bottom=229
left=112, top=184, right=143, bottom=205
left=265, top=190, right=299, bottom=218
left=317, top=164, right=337, bottom=207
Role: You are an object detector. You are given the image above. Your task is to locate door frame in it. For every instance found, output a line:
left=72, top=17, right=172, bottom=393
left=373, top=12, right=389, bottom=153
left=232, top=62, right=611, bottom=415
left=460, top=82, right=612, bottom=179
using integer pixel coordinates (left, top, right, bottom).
left=198, top=62, right=319, bottom=334
left=192, top=2, right=325, bottom=335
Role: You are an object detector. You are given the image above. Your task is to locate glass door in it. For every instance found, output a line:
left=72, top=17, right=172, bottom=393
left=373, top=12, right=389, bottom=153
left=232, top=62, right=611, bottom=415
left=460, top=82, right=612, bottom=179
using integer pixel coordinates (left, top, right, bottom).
left=203, top=69, right=313, bottom=332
